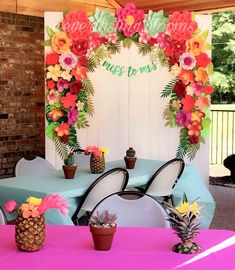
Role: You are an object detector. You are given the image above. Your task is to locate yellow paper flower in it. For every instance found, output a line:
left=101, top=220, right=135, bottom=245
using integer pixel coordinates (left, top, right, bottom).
left=171, top=64, right=182, bottom=76
left=176, top=201, right=200, bottom=216
left=76, top=101, right=84, bottom=110
left=186, top=35, right=206, bottom=56
left=99, top=146, right=109, bottom=155
left=27, top=196, right=42, bottom=206
left=61, top=70, right=72, bottom=81
left=47, top=64, right=62, bottom=81
left=186, top=86, right=195, bottom=96
left=51, top=31, right=72, bottom=54
left=194, top=67, right=208, bottom=82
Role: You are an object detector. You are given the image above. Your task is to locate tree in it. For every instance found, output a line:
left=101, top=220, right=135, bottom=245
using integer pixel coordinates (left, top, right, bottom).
left=211, top=11, right=235, bottom=104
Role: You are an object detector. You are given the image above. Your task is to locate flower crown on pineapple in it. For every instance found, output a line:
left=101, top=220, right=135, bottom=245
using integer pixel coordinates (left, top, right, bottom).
left=4, top=195, right=68, bottom=219
left=84, top=146, right=108, bottom=158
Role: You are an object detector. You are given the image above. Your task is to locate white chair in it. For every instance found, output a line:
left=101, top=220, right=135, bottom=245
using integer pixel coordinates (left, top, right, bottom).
left=143, top=158, right=185, bottom=205
left=74, top=153, right=90, bottom=166
left=0, top=206, right=7, bottom=225
left=15, top=156, right=55, bottom=177
left=90, top=191, right=170, bottom=228
left=72, top=168, right=129, bottom=225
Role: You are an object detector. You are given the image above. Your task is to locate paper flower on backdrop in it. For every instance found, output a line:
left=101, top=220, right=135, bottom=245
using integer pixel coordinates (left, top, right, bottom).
left=181, top=95, right=196, bottom=112
left=59, top=52, right=77, bottom=70
left=46, top=64, right=62, bottom=81
left=144, top=10, right=167, bottom=37
left=51, top=32, right=72, bottom=54
left=176, top=110, right=191, bottom=127
left=62, top=11, right=92, bottom=41
left=48, top=108, right=64, bottom=122
left=106, top=32, right=119, bottom=44
left=61, top=92, right=77, bottom=108
left=195, top=52, right=211, bottom=68
left=178, top=70, right=194, bottom=85
left=179, top=53, right=196, bottom=70
left=71, top=40, right=88, bottom=56
left=68, top=109, right=78, bottom=125
left=47, top=80, right=56, bottom=89
left=71, top=64, right=88, bottom=80
left=46, top=52, right=59, bottom=65
left=186, top=35, right=206, bottom=56
left=69, top=81, right=83, bottom=95
left=57, top=78, right=69, bottom=92
left=55, top=122, right=70, bottom=137
left=47, top=89, right=60, bottom=105
left=115, top=3, right=145, bottom=37
left=89, top=9, right=116, bottom=36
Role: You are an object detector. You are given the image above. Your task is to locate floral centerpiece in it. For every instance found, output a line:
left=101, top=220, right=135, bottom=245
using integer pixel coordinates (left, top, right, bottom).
left=45, top=3, right=213, bottom=161
left=89, top=210, right=117, bottom=250
left=84, top=146, right=108, bottom=173
left=163, top=194, right=201, bottom=254
left=4, top=195, right=68, bottom=252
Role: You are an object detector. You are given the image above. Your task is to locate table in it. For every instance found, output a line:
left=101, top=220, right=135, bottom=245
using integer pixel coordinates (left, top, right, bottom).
left=0, top=159, right=215, bottom=228
left=1, top=225, right=235, bottom=269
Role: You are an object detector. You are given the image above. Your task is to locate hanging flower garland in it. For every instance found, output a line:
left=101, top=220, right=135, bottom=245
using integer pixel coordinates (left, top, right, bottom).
left=45, top=3, right=213, bottom=160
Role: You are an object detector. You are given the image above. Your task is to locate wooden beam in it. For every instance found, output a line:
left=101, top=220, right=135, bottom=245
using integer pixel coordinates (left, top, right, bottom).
left=195, top=6, right=235, bottom=14
left=105, top=0, right=122, bottom=9
left=16, top=0, right=115, bottom=17
left=0, top=0, right=16, bottom=13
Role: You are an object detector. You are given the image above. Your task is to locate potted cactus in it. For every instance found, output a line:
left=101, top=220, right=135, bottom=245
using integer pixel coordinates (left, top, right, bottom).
left=124, top=147, right=137, bottom=169
left=62, top=152, right=77, bottom=179
left=89, top=210, right=117, bottom=251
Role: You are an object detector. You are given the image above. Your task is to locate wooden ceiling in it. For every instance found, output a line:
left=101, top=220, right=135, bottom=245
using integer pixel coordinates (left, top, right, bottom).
left=115, top=0, right=235, bottom=13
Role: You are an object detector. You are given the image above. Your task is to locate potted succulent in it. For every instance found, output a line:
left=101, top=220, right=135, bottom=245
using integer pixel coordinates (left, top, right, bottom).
left=63, top=152, right=77, bottom=179
left=124, top=147, right=137, bottom=169
left=89, top=210, right=117, bottom=251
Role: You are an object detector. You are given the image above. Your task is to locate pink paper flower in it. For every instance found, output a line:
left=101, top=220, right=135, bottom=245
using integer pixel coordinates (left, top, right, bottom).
left=59, top=52, right=77, bottom=70
left=88, top=32, right=103, bottom=50
left=190, top=82, right=203, bottom=96
left=68, top=108, right=78, bottom=125
left=176, top=110, right=191, bottom=127
left=106, top=32, right=119, bottom=44
left=179, top=53, right=196, bottom=70
left=115, top=3, right=145, bottom=37
left=155, top=32, right=171, bottom=49
left=38, top=194, right=68, bottom=216
left=4, top=199, right=17, bottom=213
left=85, top=146, right=102, bottom=158
left=57, top=78, right=69, bottom=93
left=139, top=32, right=150, bottom=44
left=47, top=89, right=60, bottom=105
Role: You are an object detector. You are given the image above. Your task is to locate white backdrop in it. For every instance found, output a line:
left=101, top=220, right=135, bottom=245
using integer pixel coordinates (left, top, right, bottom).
left=45, top=13, right=211, bottom=184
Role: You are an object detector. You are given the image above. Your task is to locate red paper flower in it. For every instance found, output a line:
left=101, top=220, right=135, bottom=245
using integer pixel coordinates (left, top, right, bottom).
left=69, top=81, right=83, bottom=95
left=61, top=92, right=77, bottom=109
left=174, top=81, right=186, bottom=97
left=88, top=32, right=103, bottom=50
left=46, top=52, right=59, bottom=66
left=164, top=39, right=186, bottom=65
left=115, top=3, right=145, bottom=37
left=166, top=11, right=198, bottom=41
left=71, top=64, right=88, bottom=81
left=181, top=95, right=195, bottom=112
left=204, top=85, right=214, bottom=95
left=62, top=11, right=92, bottom=41
left=187, top=121, right=202, bottom=137
left=47, top=80, right=56, bottom=89
left=78, top=55, right=88, bottom=67
left=178, top=70, right=194, bottom=85
left=188, top=135, right=199, bottom=144
left=71, top=40, right=88, bottom=56
left=195, top=53, right=211, bottom=68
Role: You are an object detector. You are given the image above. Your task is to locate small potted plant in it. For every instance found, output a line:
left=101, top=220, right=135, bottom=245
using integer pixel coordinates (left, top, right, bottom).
left=124, top=147, right=137, bottom=169
left=63, top=152, right=77, bottom=179
left=85, top=146, right=108, bottom=174
left=89, top=210, right=117, bottom=251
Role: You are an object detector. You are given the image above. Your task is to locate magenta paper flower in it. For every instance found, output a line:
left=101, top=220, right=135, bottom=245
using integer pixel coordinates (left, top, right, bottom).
left=4, top=199, right=17, bottom=213
left=115, top=3, right=145, bottom=37
left=156, top=32, right=171, bottom=49
left=59, top=52, right=77, bottom=70
left=68, top=108, right=78, bottom=125
left=88, top=32, right=102, bottom=50
left=179, top=52, right=196, bottom=70
left=38, top=194, right=68, bottom=216
left=139, top=32, right=150, bottom=44
left=190, top=82, right=203, bottom=96
left=176, top=110, right=191, bottom=127
left=57, top=78, right=69, bottom=93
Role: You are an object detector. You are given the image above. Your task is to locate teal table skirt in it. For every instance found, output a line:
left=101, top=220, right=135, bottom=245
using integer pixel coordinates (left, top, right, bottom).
left=0, top=159, right=215, bottom=228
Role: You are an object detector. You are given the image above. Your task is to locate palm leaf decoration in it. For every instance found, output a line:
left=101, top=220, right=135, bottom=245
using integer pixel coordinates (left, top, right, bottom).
left=86, top=58, right=97, bottom=72
left=106, top=42, right=122, bottom=54
left=53, top=139, right=70, bottom=161
left=150, top=46, right=169, bottom=68
left=137, top=43, right=152, bottom=56
left=161, top=78, right=177, bottom=98
left=122, top=38, right=133, bottom=49
left=187, top=143, right=200, bottom=161
left=176, top=128, right=189, bottom=159
left=163, top=107, right=177, bottom=127
left=82, top=78, right=95, bottom=96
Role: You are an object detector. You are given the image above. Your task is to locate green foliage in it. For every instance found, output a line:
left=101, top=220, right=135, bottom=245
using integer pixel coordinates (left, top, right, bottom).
left=212, top=11, right=235, bottom=103
left=122, top=38, right=133, bottom=49
left=150, top=46, right=169, bottom=67
left=187, top=143, right=200, bottom=161
left=77, top=112, right=89, bottom=128
left=161, top=79, right=177, bottom=98
left=54, top=139, right=70, bottom=161
left=163, top=107, right=176, bottom=127
left=176, top=128, right=189, bottom=159
left=137, top=43, right=152, bottom=56
left=46, top=26, right=55, bottom=38
left=82, top=78, right=95, bottom=96
left=106, top=42, right=122, bottom=54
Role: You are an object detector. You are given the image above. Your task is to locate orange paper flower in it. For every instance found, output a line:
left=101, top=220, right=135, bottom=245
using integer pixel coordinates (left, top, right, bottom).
left=51, top=32, right=72, bottom=54
left=71, top=64, right=88, bottom=81
left=196, top=95, right=210, bottom=110
left=181, top=95, right=195, bottom=112
left=187, top=121, right=202, bottom=137
left=194, top=67, right=208, bottom=82
left=55, top=122, right=70, bottom=137
left=191, top=110, right=205, bottom=123
left=178, top=70, right=194, bottom=85
left=186, top=36, right=206, bottom=56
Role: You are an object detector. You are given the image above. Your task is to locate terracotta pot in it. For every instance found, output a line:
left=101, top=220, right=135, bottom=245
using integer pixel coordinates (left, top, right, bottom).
left=90, top=225, right=116, bottom=251
left=124, top=156, right=137, bottom=169
left=63, top=164, right=77, bottom=179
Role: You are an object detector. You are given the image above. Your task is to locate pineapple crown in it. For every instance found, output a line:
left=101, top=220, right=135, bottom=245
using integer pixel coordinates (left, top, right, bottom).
left=89, top=210, right=117, bottom=227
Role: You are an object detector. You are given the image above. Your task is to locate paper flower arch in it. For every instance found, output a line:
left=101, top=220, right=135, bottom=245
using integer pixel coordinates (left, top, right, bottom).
left=45, top=3, right=213, bottom=160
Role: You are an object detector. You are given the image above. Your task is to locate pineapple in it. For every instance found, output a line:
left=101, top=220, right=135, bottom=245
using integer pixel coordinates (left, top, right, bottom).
left=90, top=152, right=105, bottom=174
left=163, top=194, right=201, bottom=254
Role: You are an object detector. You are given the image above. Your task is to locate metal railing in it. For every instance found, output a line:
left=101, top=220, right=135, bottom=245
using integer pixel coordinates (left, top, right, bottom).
left=210, top=105, right=235, bottom=164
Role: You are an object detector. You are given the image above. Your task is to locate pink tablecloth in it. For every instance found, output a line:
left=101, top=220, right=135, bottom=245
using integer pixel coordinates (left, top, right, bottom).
left=1, top=225, right=235, bottom=269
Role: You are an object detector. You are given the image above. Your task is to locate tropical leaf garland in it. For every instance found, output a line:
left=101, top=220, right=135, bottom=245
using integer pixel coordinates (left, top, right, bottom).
left=106, top=41, right=122, bottom=54
left=161, top=78, right=178, bottom=98
left=137, top=43, right=152, bottom=56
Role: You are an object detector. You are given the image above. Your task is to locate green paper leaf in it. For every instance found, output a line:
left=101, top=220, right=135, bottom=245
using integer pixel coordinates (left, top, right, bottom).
left=46, top=26, right=55, bottom=38
left=122, top=38, right=133, bottom=49
left=46, top=122, right=59, bottom=140
left=201, top=30, right=209, bottom=39
left=207, top=63, right=214, bottom=75
left=43, top=39, right=51, bottom=46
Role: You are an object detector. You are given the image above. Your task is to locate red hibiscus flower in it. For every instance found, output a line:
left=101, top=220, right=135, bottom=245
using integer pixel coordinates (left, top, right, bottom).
left=78, top=55, right=88, bottom=67
left=166, top=11, right=198, bottom=41
left=164, top=39, right=186, bottom=64
left=61, top=92, right=77, bottom=109
left=69, top=81, right=83, bottom=95
left=88, top=32, right=103, bottom=50
left=71, top=40, right=88, bottom=56
left=188, top=135, right=199, bottom=144
left=178, top=70, right=194, bottom=85
left=47, top=80, right=56, bottom=89
left=46, top=52, right=59, bottom=66
left=204, top=85, right=214, bottom=95
left=195, top=53, right=211, bottom=68
left=62, top=11, right=92, bottom=41
left=181, top=95, right=195, bottom=112
left=71, top=64, right=88, bottom=81
left=174, top=81, right=186, bottom=97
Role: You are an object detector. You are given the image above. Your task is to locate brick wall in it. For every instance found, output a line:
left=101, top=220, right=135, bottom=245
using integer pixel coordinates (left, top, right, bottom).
left=0, top=12, right=45, bottom=179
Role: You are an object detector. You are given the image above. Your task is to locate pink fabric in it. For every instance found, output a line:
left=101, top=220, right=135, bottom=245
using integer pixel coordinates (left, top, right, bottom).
left=1, top=225, right=235, bottom=269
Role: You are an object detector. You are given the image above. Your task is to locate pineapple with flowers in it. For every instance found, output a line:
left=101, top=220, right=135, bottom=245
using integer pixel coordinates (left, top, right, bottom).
left=4, top=195, right=68, bottom=252
left=163, top=193, right=201, bottom=254
left=85, top=146, right=108, bottom=174
left=89, top=210, right=117, bottom=250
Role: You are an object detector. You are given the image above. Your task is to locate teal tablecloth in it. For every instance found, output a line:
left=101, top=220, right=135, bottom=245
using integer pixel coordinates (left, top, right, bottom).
left=0, top=159, right=215, bottom=228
